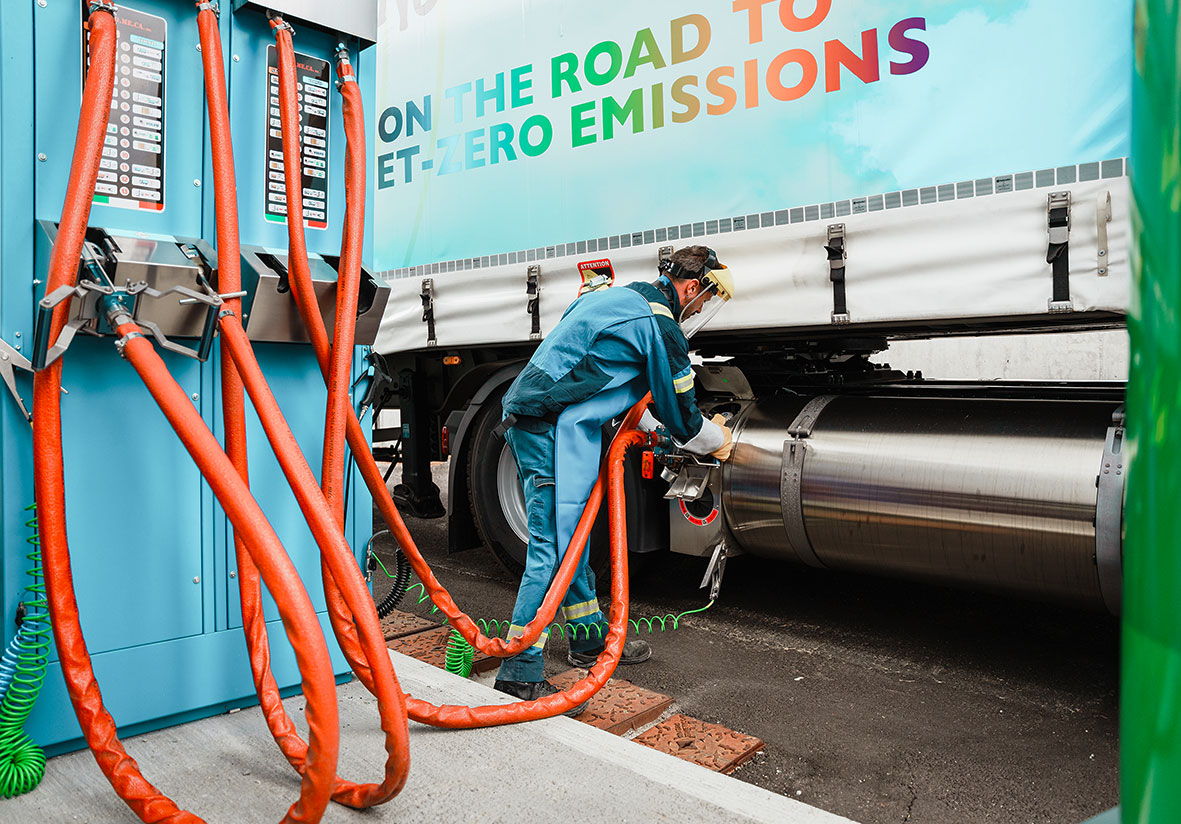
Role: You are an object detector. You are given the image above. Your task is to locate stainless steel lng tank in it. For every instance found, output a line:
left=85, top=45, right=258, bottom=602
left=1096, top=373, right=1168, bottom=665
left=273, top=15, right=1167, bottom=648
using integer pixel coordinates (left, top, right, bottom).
left=722, top=395, right=1124, bottom=612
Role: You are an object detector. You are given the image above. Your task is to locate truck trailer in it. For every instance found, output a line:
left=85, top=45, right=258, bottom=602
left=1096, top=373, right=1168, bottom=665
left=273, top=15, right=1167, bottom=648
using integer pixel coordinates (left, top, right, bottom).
left=370, top=0, right=1131, bottom=615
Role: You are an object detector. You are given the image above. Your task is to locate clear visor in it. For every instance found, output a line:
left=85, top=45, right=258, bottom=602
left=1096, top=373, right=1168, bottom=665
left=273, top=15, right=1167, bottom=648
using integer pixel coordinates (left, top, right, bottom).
left=679, top=283, right=729, bottom=339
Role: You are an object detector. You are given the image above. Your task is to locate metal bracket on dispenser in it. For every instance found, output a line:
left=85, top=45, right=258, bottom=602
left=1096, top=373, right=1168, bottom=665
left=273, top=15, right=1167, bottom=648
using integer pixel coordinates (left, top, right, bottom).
left=1046, top=191, right=1073, bottom=312
left=1094, top=404, right=1125, bottom=616
left=420, top=278, right=437, bottom=348
left=779, top=395, right=836, bottom=569
left=1097, top=191, right=1112, bottom=276
left=526, top=264, right=541, bottom=341
left=0, top=339, right=33, bottom=423
left=826, top=224, right=849, bottom=324
left=32, top=247, right=223, bottom=369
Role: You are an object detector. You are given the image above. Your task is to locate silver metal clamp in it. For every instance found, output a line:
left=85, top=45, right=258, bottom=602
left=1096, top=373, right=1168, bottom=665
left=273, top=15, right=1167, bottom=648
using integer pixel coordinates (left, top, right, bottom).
left=779, top=395, right=837, bottom=569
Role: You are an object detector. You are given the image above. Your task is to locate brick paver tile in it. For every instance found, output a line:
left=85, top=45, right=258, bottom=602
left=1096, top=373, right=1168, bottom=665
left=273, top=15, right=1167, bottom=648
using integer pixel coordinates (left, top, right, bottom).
left=379, top=609, right=438, bottom=641
left=551, top=669, right=674, bottom=735
left=632, top=713, right=764, bottom=773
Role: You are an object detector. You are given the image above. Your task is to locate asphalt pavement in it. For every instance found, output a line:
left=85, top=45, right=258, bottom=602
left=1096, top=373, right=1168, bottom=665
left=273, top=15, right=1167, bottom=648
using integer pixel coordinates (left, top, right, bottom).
left=373, top=462, right=1119, bottom=824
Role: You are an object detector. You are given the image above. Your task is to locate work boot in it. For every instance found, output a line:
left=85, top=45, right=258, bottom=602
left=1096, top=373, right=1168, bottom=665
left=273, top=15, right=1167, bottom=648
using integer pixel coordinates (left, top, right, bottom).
left=493, top=678, right=589, bottom=717
left=567, top=638, right=652, bottom=668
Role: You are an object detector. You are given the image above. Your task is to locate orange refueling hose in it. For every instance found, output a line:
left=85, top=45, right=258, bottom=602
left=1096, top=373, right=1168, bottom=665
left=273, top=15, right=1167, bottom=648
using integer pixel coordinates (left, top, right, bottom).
left=198, top=5, right=409, bottom=809
left=269, top=20, right=611, bottom=667
left=38, top=7, right=646, bottom=821
left=35, top=8, right=339, bottom=823
left=266, top=17, right=642, bottom=725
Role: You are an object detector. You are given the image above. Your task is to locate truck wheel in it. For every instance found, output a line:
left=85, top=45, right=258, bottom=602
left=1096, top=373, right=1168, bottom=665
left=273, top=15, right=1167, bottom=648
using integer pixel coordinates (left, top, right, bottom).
left=467, top=388, right=528, bottom=575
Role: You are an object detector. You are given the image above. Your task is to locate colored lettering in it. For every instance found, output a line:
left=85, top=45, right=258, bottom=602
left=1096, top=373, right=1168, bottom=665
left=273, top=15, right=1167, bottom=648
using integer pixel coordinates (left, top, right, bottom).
left=571, top=101, right=597, bottom=147
left=552, top=53, right=581, bottom=98
left=511, top=65, right=534, bottom=107
left=604, top=88, right=644, bottom=139
left=520, top=114, right=553, bottom=157
left=625, top=28, right=667, bottom=78
left=671, top=14, right=710, bottom=63
left=767, top=49, right=817, bottom=101
left=706, top=66, right=737, bottom=115
left=889, top=18, right=929, bottom=75
left=490, top=122, right=518, bottom=163
left=825, top=30, right=880, bottom=92
left=586, top=40, right=624, bottom=86
left=671, top=75, right=700, bottom=123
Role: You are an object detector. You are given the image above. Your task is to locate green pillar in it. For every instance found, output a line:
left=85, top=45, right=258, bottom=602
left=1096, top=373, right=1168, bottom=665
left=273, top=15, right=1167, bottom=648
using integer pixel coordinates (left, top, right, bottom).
left=1124, top=2, right=1181, bottom=821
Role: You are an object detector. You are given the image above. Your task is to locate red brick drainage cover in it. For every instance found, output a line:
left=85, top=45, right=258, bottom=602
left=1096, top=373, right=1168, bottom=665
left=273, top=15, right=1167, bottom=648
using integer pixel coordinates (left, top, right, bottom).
left=550, top=669, right=673, bottom=735
left=632, top=714, right=764, bottom=774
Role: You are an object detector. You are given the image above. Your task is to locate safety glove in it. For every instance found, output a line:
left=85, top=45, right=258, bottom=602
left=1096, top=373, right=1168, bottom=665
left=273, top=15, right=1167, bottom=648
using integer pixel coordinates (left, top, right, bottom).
left=708, top=413, right=734, bottom=461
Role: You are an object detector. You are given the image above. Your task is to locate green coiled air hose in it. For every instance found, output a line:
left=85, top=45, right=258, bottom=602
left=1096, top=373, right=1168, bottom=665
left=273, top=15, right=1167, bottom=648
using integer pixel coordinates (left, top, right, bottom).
left=0, top=506, right=49, bottom=798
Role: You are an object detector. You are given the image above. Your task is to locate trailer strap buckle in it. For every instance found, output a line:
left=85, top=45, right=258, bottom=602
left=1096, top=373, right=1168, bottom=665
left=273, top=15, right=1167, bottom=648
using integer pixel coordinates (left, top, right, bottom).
left=526, top=264, right=542, bottom=341
left=1046, top=191, right=1073, bottom=312
left=825, top=223, right=850, bottom=324
left=420, top=278, right=437, bottom=347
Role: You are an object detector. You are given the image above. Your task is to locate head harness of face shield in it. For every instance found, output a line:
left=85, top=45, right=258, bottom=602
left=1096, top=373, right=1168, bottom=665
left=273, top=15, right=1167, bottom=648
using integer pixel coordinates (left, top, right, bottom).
left=658, top=248, right=735, bottom=338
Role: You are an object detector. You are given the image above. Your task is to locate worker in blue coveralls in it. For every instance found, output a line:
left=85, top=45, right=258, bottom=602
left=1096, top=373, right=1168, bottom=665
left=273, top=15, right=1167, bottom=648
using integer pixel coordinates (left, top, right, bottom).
left=493, top=245, right=737, bottom=715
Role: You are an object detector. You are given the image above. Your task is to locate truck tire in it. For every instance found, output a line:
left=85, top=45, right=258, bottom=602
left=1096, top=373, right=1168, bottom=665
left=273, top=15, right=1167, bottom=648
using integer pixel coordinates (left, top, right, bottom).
left=467, top=387, right=529, bottom=575
left=466, top=388, right=612, bottom=580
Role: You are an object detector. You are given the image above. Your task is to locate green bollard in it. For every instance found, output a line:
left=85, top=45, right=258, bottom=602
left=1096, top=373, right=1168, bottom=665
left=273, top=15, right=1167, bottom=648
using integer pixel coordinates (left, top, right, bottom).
left=1124, top=2, right=1181, bottom=822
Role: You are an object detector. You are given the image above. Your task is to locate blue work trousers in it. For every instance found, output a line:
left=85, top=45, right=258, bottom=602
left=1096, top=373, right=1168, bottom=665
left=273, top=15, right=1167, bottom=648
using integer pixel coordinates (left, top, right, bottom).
left=497, top=422, right=606, bottom=683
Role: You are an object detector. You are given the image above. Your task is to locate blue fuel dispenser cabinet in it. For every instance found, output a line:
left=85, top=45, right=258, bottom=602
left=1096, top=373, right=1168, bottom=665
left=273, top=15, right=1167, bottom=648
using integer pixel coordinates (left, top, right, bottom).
left=0, top=1, right=382, bottom=756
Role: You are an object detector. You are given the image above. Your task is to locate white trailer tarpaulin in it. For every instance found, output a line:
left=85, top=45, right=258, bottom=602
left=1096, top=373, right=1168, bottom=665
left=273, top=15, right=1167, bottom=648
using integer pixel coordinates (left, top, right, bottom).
left=371, top=1, right=1131, bottom=353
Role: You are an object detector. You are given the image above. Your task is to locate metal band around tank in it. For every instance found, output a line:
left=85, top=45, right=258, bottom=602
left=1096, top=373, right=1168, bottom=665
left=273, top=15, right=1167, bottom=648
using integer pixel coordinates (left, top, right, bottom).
left=779, top=395, right=837, bottom=569
left=1095, top=406, right=1126, bottom=615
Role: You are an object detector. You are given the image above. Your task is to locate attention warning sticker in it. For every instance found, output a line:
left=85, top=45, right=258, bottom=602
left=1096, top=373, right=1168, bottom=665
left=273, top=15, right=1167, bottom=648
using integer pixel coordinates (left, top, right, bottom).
left=264, top=45, right=330, bottom=230
left=87, top=4, right=167, bottom=212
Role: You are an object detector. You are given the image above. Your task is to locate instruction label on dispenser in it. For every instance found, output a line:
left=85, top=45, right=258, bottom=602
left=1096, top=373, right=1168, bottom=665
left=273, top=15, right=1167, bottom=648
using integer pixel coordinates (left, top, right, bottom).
left=264, top=46, right=330, bottom=230
left=85, top=5, right=167, bottom=212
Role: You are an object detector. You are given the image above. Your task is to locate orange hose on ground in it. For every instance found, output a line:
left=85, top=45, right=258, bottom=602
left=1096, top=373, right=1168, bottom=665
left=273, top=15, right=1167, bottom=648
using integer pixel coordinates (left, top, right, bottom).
left=200, top=8, right=407, bottom=808
left=34, top=9, right=338, bottom=822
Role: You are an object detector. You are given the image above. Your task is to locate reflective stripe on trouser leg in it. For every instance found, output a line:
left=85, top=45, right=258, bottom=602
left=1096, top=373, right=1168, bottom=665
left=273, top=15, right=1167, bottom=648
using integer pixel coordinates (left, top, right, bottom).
left=562, top=563, right=606, bottom=652
left=497, top=424, right=561, bottom=683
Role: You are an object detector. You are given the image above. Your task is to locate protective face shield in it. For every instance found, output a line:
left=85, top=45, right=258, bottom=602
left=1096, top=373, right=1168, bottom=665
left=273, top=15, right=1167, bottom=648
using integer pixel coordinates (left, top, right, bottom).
left=678, top=251, right=734, bottom=339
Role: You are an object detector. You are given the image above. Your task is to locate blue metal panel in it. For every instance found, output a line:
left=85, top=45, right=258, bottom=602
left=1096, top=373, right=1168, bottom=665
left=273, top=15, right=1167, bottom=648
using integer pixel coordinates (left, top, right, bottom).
left=227, top=343, right=330, bottom=627
left=28, top=612, right=354, bottom=755
left=32, top=1, right=207, bottom=243
left=0, top=0, right=39, bottom=660
left=53, top=337, right=206, bottom=654
left=2, top=0, right=376, bottom=752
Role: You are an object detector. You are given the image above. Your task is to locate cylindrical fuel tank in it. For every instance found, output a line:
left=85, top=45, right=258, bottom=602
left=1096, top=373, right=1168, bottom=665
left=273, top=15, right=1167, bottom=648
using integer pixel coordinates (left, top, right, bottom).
left=723, top=396, right=1122, bottom=610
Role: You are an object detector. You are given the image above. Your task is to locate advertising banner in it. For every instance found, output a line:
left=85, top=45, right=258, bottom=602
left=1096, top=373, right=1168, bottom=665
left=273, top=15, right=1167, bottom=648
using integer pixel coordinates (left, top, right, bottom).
left=374, top=1, right=1131, bottom=272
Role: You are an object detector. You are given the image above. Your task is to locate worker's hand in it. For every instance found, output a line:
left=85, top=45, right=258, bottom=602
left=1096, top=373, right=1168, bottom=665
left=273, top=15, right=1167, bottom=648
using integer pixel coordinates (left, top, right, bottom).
left=637, top=408, right=661, bottom=433
left=709, top=413, right=734, bottom=461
